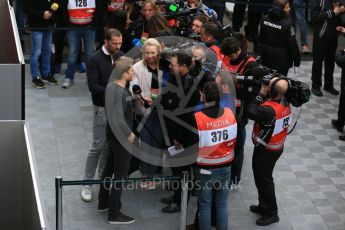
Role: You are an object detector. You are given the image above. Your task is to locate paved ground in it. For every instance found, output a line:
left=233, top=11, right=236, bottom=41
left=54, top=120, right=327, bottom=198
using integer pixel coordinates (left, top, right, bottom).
left=25, top=57, right=345, bottom=230
left=21, top=12, right=345, bottom=230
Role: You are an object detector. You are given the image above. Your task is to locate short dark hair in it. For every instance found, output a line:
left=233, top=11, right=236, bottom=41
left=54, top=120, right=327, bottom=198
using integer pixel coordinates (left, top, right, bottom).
left=203, top=81, right=220, bottom=104
left=201, top=22, right=220, bottom=39
left=232, top=32, right=248, bottom=51
left=193, top=14, right=208, bottom=24
left=105, top=28, right=122, bottom=41
left=171, top=50, right=192, bottom=68
left=220, top=37, right=241, bottom=56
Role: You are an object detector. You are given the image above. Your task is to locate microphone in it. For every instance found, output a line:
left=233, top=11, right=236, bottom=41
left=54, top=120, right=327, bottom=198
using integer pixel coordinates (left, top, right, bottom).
left=50, top=3, right=59, bottom=12
left=132, top=38, right=143, bottom=48
left=132, top=85, right=150, bottom=108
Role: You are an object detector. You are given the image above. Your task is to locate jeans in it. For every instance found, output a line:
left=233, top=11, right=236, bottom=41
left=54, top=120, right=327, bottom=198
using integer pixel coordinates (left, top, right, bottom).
left=30, top=31, right=52, bottom=78
left=197, top=167, right=230, bottom=230
left=83, top=106, right=109, bottom=180
left=291, top=0, right=308, bottom=46
left=65, top=29, right=95, bottom=80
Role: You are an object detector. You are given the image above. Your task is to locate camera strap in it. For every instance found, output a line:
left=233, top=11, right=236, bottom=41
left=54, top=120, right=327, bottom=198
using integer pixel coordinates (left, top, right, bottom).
left=287, top=107, right=302, bottom=135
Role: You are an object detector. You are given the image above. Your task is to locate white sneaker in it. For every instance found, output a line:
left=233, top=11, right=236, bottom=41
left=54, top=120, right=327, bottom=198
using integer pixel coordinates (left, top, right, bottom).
left=62, top=78, right=73, bottom=89
left=81, top=185, right=92, bottom=202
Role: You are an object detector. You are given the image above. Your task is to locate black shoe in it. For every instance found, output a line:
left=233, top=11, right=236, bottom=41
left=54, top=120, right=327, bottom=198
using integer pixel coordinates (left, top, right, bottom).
left=256, top=215, right=279, bottom=226
left=97, top=203, right=108, bottom=212
left=32, top=78, right=46, bottom=89
left=324, top=87, right=339, bottom=95
left=186, top=223, right=196, bottom=230
left=108, top=213, right=135, bottom=224
left=340, top=135, right=345, bottom=141
left=160, top=196, right=175, bottom=204
left=332, top=119, right=344, bottom=132
left=250, top=205, right=263, bottom=214
left=42, top=74, right=58, bottom=85
left=162, top=202, right=181, bottom=213
left=311, top=88, right=323, bottom=97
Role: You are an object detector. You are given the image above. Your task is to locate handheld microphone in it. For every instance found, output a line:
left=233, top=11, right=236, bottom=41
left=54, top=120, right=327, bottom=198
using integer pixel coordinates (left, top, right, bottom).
left=50, top=3, right=59, bottom=12
left=132, top=85, right=150, bottom=108
left=132, top=38, right=143, bottom=48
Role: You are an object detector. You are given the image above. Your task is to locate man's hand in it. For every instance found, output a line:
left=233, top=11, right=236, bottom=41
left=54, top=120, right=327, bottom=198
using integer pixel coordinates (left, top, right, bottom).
left=174, top=139, right=183, bottom=150
left=43, top=11, right=52, bottom=20
left=128, top=132, right=136, bottom=144
left=260, top=84, right=270, bottom=96
left=337, top=26, right=345, bottom=33
left=340, top=5, right=345, bottom=13
left=143, top=97, right=153, bottom=106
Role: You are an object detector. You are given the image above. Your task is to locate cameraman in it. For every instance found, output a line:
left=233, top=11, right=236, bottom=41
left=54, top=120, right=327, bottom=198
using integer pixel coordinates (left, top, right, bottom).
left=220, top=35, right=257, bottom=189
left=200, top=22, right=222, bottom=72
left=246, top=77, right=292, bottom=226
left=259, top=0, right=300, bottom=76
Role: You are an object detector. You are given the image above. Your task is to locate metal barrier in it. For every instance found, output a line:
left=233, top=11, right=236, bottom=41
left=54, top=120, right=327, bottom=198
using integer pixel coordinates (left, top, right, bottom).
left=55, top=172, right=189, bottom=230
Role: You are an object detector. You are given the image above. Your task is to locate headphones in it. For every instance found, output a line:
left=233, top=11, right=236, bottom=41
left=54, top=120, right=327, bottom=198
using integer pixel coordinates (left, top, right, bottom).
left=269, top=77, right=289, bottom=98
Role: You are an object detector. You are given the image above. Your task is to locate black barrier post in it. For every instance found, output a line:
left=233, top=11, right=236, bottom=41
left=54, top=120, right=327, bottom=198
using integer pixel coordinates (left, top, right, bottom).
left=180, top=171, right=188, bottom=230
left=55, top=176, right=63, bottom=230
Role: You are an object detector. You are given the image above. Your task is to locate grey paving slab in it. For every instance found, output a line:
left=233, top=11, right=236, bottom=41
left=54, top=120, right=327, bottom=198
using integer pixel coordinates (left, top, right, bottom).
left=24, top=60, right=345, bottom=230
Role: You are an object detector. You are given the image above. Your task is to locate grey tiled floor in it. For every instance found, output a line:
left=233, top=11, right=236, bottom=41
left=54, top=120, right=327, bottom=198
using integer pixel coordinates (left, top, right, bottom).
left=25, top=62, right=345, bottom=230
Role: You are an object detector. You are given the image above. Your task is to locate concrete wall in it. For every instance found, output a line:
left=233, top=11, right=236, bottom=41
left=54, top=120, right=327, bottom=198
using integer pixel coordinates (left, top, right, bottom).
left=0, top=121, right=46, bottom=230
left=0, top=0, right=24, bottom=120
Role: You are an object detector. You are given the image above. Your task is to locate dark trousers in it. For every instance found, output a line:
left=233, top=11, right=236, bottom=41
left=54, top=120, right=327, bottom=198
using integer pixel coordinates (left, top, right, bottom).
left=98, top=135, right=132, bottom=218
left=311, top=36, right=338, bottom=89
left=232, top=0, right=248, bottom=31
left=245, top=12, right=262, bottom=44
left=338, top=68, right=345, bottom=126
left=252, top=147, right=282, bottom=216
left=171, top=165, right=192, bottom=204
left=231, top=119, right=246, bottom=184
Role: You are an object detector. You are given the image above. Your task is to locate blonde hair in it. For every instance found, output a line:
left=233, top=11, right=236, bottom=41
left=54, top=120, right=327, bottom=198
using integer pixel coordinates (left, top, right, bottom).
left=142, top=38, right=161, bottom=66
left=142, top=0, right=159, bottom=14
left=112, top=56, right=134, bottom=80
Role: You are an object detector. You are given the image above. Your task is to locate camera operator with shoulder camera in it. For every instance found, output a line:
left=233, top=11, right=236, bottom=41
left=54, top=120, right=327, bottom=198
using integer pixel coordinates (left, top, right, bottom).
left=246, top=77, right=292, bottom=226
left=220, top=35, right=257, bottom=190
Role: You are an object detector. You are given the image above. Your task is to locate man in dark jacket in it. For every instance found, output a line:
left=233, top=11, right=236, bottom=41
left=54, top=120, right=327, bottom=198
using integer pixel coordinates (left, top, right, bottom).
left=259, top=0, right=300, bottom=76
left=24, top=0, right=59, bottom=88
left=310, top=0, right=345, bottom=96
left=80, top=29, right=124, bottom=202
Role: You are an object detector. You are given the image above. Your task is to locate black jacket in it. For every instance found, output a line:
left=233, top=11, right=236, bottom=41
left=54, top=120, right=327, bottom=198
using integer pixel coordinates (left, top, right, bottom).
left=23, top=0, right=56, bottom=29
left=259, top=7, right=301, bottom=70
left=311, top=0, right=343, bottom=40
left=87, top=48, right=124, bottom=107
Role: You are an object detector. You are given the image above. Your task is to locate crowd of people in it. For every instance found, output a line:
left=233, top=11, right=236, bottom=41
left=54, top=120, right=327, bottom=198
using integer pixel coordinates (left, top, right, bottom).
left=13, top=0, right=345, bottom=228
